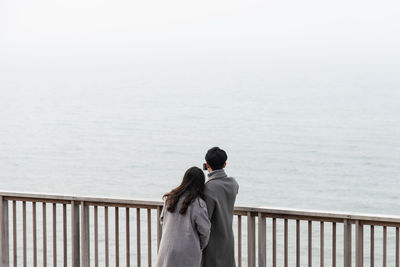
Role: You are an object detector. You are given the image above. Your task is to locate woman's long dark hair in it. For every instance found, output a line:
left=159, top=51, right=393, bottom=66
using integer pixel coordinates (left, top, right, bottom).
left=163, top=167, right=205, bottom=215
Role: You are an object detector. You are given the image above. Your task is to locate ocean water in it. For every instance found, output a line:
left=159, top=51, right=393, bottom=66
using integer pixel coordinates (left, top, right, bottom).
left=1, top=60, right=400, bottom=216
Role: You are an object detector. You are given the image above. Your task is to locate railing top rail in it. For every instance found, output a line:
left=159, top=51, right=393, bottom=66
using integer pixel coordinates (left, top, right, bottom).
left=234, top=206, right=400, bottom=224
left=2, top=191, right=400, bottom=224
left=0, top=191, right=163, bottom=207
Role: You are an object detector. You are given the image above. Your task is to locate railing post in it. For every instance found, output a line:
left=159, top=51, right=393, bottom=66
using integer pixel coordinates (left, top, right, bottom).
left=296, top=220, right=300, bottom=267
left=383, top=226, right=387, bottom=267
left=332, top=222, right=337, bottom=267
left=258, top=213, right=266, bottom=267
left=81, top=201, right=90, bottom=267
left=370, top=225, right=374, bottom=267
left=136, top=208, right=141, bottom=267
left=308, top=221, right=312, bottom=267
left=147, top=209, right=152, bottom=267
left=356, top=220, right=363, bottom=267
left=273, top=218, right=276, bottom=267
left=344, top=219, right=352, bottom=267
left=284, top=219, right=288, bottom=267
left=71, top=201, right=80, bottom=267
left=396, top=227, right=399, bottom=267
left=156, top=206, right=162, bottom=250
left=0, top=196, right=9, bottom=267
left=247, top=212, right=255, bottom=267
left=320, top=222, right=324, bottom=267
left=238, top=215, right=242, bottom=267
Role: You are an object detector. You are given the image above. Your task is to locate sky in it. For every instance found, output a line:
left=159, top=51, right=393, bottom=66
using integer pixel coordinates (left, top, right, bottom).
left=1, top=0, right=400, bottom=68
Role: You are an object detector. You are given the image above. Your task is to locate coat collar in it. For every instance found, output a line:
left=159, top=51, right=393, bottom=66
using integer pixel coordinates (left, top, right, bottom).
left=207, top=169, right=228, bottom=182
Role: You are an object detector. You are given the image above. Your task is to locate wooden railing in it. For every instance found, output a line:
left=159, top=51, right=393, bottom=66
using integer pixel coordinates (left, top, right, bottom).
left=1, top=191, right=400, bottom=267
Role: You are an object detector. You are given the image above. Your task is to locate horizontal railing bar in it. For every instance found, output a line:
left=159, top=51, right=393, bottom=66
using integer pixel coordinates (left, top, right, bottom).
left=361, top=221, right=400, bottom=227
left=85, top=202, right=160, bottom=209
left=1, top=192, right=162, bottom=207
left=234, top=212, right=400, bottom=227
left=3, top=197, right=70, bottom=205
left=234, top=207, right=400, bottom=224
left=2, top=191, right=400, bottom=225
left=236, top=212, right=346, bottom=223
left=3, top=197, right=174, bottom=211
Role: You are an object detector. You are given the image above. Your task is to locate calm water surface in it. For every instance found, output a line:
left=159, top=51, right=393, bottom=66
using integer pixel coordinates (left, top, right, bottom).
left=1, top=62, right=399, bottom=216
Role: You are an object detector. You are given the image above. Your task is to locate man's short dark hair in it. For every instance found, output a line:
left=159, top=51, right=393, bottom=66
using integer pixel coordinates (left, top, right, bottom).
left=205, top=147, right=228, bottom=170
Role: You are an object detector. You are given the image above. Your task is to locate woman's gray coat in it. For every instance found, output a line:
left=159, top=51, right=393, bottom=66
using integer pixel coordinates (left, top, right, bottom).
left=202, top=169, right=239, bottom=267
left=156, top=196, right=211, bottom=267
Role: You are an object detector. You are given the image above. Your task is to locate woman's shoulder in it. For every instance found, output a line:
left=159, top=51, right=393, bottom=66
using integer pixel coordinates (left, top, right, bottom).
left=194, top=197, right=207, bottom=210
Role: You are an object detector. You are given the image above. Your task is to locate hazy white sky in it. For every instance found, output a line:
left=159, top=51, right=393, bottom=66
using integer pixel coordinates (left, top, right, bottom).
left=1, top=0, right=399, bottom=66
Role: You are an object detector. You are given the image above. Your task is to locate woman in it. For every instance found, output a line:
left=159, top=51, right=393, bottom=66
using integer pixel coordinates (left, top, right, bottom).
left=156, top=167, right=211, bottom=267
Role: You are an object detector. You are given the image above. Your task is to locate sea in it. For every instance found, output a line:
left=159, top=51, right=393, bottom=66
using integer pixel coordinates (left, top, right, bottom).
left=1, top=57, right=400, bottom=217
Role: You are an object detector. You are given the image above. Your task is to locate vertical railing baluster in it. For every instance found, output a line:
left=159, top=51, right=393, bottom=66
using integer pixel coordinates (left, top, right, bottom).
left=320, top=222, right=324, bottom=267
left=23, top=201, right=27, bottom=267
left=343, top=219, right=352, bottom=267
left=396, top=227, right=399, bottom=267
left=355, top=220, right=363, bottom=267
left=126, top=208, right=130, bottom=267
left=43, top=203, right=47, bottom=267
left=258, top=212, right=266, bottom=267
left=53, top=203, right=57, bottom=267
left=370, top=225, right=374, bottom=267
left=383, top=226, right=387, bottom=267
left=71, top=201, right=80, bottom=267
left=63, top=204, right=67, bottom=267
left=284, top=219, right=288, bottom=267
left=0, top=196, right=10, bottom=267
left=273, top=218, right=276, bottom=267
left=332, top=222, right=336, bottom=267
left=308, top=221, right=312, bottom=267
left=147, top=209, right=152, bottom=267
left=296, top=220, right=300, bottom=267
left=238, top=215, right=242, bottom=267
left=115, top=207, right=119, bottom=267
left=247, top=212, right=255, bottom=267
left=105, top=206, right=109, bottom=267
left=12, top=201, right=16, bottom=267
left=156, top=206, right=162, bottom=250
left=81, top=201, right=90, bottom=267
left=136, top=208, right=141, bottom=267
left=94, top=206, right=98, bottom=267
left=33, top=202, right=37, bottom=267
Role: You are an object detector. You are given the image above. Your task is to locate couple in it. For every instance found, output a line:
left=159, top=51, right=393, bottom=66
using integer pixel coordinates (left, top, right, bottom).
left=156, top=147, right=239, bottom=267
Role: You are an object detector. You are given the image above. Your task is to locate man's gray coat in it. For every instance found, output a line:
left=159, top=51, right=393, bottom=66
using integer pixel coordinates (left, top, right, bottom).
left=202, top=169, right=239, bottom=267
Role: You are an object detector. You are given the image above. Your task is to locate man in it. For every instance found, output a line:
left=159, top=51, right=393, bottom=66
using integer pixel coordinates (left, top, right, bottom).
left=202, top=147, right=239, bottom=267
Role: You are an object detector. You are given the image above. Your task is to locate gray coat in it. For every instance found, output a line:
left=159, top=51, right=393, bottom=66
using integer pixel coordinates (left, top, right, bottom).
left=156, top=196, right=211, bottom=267
left=202, top=169, right=239, bottom=267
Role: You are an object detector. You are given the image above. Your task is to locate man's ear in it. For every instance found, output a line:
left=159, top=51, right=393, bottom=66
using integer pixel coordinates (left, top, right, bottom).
left=206, top=162, right=212, bottom=172
left=223, top=162, right=227, bottom=168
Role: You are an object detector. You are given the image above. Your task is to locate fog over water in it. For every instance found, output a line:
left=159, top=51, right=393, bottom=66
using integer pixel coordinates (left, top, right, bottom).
left=1, top=0, right=400, bottom=215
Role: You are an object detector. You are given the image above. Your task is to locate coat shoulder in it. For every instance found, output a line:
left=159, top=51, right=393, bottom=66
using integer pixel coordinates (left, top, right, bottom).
left=194, top=197, right=207, bottom=209
left=192, top=198, right=209, bottom=221
left=231, top=176, right=239, bottom=189
left=204, top=176, right=239, bottom=199
left=205, top=176, right=238, bottom=188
